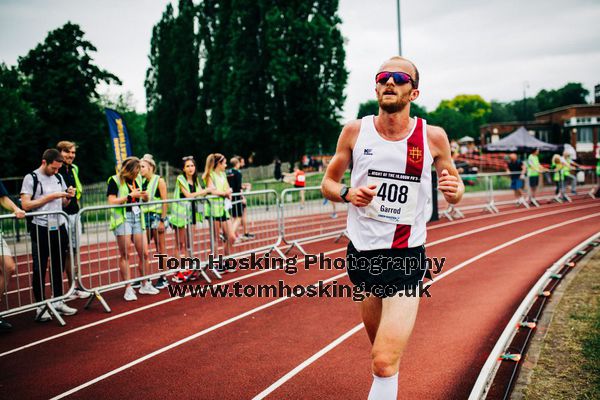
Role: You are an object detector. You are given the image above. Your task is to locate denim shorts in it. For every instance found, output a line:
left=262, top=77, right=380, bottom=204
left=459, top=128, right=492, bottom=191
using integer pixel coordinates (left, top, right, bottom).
left=144, top=213, right=168, bottom=230
left=114, top=211, right=144, bottom=236
left=0, top=234, right=12, bottom=257
left=67, top=214, right=82, bottom=249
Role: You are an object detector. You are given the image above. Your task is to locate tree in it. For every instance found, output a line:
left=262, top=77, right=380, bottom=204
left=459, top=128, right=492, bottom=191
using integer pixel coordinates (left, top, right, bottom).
left=488, top=100, right=516, bottom=123
left=357, top=100, right=428, bottom=119
left=357, top=100, right=378, bottom=118
left=428, top=95, right=490, bottom=139
left=0, top=64, right=39, bottom=177
left=263, top=0, right=347, bottom=162
left=146, top=0, right=209, bottom=166
left=535, top=82, right=589, bottom=112
left=18, top=22, right=121, bottom=180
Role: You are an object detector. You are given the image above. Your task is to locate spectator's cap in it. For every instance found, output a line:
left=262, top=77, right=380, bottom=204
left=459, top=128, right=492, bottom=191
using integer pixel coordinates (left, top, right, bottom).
left=141, top=154, right=156, bottom=171
left=42, top=148, right=64, bottom=164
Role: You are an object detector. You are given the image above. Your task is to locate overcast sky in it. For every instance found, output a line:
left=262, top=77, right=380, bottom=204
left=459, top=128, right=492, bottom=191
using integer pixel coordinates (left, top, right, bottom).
left=1, top=0, right=599, bottom=122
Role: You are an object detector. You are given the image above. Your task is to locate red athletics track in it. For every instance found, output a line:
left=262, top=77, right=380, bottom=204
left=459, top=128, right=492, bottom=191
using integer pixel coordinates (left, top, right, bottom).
left=0, top=198, right=598, bottom=399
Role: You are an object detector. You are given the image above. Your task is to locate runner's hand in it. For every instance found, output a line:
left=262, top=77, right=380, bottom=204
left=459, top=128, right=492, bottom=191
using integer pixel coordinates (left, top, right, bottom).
left=349, top=184, right=377, bottom=207
left=438, top=169, right=459, bottom=199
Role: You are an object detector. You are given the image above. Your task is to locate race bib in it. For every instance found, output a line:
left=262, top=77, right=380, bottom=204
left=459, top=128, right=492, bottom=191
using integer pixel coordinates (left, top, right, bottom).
left=365, top=169, right=421, bottom=225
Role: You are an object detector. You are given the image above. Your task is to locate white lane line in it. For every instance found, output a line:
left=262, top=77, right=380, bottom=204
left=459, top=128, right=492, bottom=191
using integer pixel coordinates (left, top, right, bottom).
left=0, top=245, right=345, bottom=358
left=252, top=324, right=365, bottom=400
left=428, top=198, right=597, bottom=230
left=4, top=202, right=598, bottom=358
left=48, top=271, right=350, bottom=400
left=250, top=212, right=600, bottom=399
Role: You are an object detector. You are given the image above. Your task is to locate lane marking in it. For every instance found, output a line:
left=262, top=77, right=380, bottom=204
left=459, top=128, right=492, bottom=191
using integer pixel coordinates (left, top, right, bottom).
left=49, top=271, right=350, bottom=400
left=4, top=202, right=598, bottom=358
left=250, top=212, right=600, bottom=399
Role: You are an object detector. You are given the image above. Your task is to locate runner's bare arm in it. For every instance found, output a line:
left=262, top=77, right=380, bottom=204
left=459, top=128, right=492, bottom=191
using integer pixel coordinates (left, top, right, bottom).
left=428, top=125, right=464, bottom=204
left=321, top=120, right=376, bottom=206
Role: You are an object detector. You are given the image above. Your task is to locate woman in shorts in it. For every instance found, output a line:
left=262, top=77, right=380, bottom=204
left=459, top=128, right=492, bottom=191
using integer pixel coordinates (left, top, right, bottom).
left=107, top=157, right=159, bottom=301
left=203, top=153, right=236, bottom=258
left=140, top=154, right=169, bottom=289
left=170, top=156, right=211, bottom=282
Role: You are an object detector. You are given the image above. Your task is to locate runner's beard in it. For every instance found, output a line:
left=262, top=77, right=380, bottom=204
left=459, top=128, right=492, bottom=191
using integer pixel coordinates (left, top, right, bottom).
left=379, top=93, right=411, bottom=114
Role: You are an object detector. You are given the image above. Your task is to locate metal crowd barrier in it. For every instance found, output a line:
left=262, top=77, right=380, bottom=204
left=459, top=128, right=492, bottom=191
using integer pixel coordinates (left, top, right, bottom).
left=76, top=197, right=214, bottom=312
left=280, top=186, right=348, bottom=255
left=0, top=210, right=76, bottom=326
left=211, top=189, right=285, bottom=260
left=439, top=168, right=598, bottom=220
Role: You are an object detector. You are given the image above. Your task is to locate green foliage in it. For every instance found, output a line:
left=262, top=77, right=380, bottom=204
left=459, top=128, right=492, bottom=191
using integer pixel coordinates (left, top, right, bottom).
left=146, top=1, right=209, bottom=167
left=0, top=64, right=39, bottom=177
left=357, top=100, right=378, bottom=118
left=535, top=82, right=589, bottom=112
left=410, top=102, right=428, bottom=119
left=17, top=22, right=121, bottom=180
left=428, top=94, right=490, bottom=139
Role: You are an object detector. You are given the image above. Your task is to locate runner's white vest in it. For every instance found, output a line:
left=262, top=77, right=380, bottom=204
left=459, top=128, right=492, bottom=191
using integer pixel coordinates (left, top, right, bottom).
left=347, top=115, right=433, bottom=251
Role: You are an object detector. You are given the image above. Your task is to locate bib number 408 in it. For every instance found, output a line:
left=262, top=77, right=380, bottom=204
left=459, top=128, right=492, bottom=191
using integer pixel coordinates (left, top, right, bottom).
left=377, top=183, right=408, bottom=203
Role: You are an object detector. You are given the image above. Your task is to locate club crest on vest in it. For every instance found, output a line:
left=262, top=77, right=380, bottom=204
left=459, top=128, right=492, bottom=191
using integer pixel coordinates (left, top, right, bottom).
left=408, top=146, right=423, bottom=163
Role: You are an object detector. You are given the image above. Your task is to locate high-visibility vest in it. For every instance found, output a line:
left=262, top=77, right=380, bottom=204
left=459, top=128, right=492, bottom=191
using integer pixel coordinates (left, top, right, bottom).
left=107, top=175, right=145, bottom=231
left=72, top=164, right=83, bottom=201
left=170, top=175, right=203, bottom=228
left=527, top=154, right=540, bottom=177
left=596, top=159, right=600, bottom=176
left=551, top=163, right=565, bottom=182
left=206, top=171, right=230, bottom=218
left=141, top=174, right=162, bottom=214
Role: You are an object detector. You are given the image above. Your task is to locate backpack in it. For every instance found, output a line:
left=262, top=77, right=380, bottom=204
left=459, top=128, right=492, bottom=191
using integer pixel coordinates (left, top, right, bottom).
left=21, top=172, right=64, bottom=231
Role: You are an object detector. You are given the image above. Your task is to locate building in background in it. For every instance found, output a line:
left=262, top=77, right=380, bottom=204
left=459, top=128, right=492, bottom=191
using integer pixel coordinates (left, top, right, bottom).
left=481, top=92, right=600, bottom=163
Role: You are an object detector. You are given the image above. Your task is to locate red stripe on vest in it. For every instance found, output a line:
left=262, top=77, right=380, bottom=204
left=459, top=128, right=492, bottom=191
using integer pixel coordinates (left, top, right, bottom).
left=392, top=118, right=424, bottom=249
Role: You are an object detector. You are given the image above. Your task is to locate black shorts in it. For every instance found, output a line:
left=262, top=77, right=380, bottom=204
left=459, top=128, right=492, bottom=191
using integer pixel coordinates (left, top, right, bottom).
left=529, top=176, right=539, bottom=188
left=346, top=241, right=427, bottom=298
left=231, top=196, right=245, bottom=218
left=209, top=216, right=229, bottom=222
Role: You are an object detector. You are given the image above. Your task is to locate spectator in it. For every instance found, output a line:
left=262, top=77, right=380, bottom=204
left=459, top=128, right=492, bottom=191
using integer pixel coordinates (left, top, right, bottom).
left=505, top=153, right=526, bottom=205
left=203, top=153, right=236, bottom=262
left=551, top=154, right=567, bottom=201
left=107, top=157, right=159, bottom=300
left=526, top=148, right=546, bottom=206
left=56, top=141, right=91, bottom=300
left=227, top=157, right=255, bottom=241
left=284, top=164, right=306, bottom=208
left=169, top=156, right=210, bottom=283
left=595, top=155, right=600, bottom=197
left=0, top=180, right=26, bottom=330
left=20, top=149, right=77, bottom=321
left=561, top=151, right=580, bottom=196
left=140, top=154, right=169, bottom=289
left=274, top=157, right=283, bottom=181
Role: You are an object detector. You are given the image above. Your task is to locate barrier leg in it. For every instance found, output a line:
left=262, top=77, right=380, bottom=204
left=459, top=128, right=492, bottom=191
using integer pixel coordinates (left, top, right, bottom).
left=84, top=290, right=112, bottom=313
left=44, top=302, right=66, bottom=326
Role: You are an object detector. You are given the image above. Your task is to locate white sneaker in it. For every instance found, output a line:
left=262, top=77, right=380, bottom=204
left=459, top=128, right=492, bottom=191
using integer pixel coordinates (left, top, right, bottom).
left=139, top=281, right=159, bottom=295
left=67, top=289, right=92, bottom=300
left=35, top=307, right=52, bottom=322
left=53, top=300, right=78, bottom=316
left=124, top=286, right=138, bottom=301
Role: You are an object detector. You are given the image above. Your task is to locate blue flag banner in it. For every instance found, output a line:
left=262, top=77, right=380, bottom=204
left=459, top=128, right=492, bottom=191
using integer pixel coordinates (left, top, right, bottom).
left=104, top=108, right=133, bottom=169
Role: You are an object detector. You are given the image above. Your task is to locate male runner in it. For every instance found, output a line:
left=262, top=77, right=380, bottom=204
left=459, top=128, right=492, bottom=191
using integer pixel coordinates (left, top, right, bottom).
left=321, top=56, right=463, bottom=399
